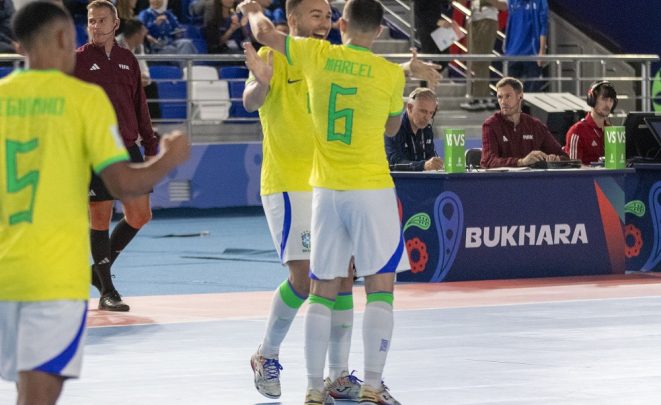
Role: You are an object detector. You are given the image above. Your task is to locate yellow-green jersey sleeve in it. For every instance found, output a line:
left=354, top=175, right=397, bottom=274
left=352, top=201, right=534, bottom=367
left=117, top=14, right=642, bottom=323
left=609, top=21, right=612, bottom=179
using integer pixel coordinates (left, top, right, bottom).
left=253, top=45, right=316, bottom=195
left=390, top=66, right=406, bottom=116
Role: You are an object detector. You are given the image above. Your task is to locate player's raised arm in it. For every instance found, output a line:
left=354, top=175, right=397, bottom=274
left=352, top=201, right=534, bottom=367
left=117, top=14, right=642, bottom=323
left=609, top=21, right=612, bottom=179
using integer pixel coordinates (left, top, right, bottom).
left=237, top=0, right=286, bottom=55
left=100, top=131, right=190, bottom=198
left=243, top=43, right=273, bottom=112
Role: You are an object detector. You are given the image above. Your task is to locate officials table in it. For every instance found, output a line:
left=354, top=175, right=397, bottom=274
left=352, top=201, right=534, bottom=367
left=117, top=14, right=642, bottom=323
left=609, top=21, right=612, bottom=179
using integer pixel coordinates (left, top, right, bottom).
left=393, top=168, right=631, bottom=282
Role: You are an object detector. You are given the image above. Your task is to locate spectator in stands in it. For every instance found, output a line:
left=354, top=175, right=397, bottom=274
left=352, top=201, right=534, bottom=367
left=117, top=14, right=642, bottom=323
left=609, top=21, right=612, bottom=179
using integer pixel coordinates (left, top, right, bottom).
left=481, top=77, right=566, bottom=168
left=117, top=18, right=151, bottom=86
left=460, top=0, right=507, bottom=111
left=139, top=0, right=197, bottom=54
left=0, top=0, right=15, bottom=53
left=191, top=0, right=248, bottom=54
left=116, top=18, right=161, bottom=118
left=116, top=0, right=138, bottom=34
left=563, top=81, right=618, bottom=165
left=413, top=0, right=451, bottom=73
left=385, top=87, right=444, bottom=171
left=503, top=0, right=548, bottom=92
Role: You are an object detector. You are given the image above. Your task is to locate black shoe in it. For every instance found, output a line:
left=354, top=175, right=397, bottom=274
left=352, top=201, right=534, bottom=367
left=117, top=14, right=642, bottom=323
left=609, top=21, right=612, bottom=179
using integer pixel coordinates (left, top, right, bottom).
left=98, top=290, right=130, bottom=312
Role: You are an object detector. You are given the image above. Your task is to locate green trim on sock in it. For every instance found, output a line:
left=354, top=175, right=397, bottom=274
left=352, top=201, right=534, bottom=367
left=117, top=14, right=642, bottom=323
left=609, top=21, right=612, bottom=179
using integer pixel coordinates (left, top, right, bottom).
left=309, top=294, right=335, bottom=310
left=333, top=294, right=354, bottom=311
left=278, top=281, right=305, bottom=309
left=366, top=292, right=393, bottom=305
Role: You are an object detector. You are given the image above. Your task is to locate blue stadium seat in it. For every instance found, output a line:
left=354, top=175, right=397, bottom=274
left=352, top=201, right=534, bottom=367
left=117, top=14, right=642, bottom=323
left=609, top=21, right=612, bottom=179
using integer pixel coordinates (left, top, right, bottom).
left=75, top=24, right=88, bottom=48
left=218, top=66, right=258, bottom=121
left=149, top=65, right=183, bottom=80
left=155, top=81, right=187, bottom=120
left=0, top=66, right=13, bottom=78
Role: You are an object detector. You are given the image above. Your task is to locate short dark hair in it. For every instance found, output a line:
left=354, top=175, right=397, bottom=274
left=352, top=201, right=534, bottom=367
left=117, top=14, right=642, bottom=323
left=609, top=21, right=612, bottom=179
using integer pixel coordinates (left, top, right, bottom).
left=343, top=0, right=383, bottom=33
left=87, top=0, right=118, bottom=19
left=285, top=0, right=329, bottom=17
left=592, top=81, right=617, bottom=100
left=496, top=77, right=524, bottom=93
left=122, top=18, right=145, bottom=38
left=12, top=1, right=72, bottom=50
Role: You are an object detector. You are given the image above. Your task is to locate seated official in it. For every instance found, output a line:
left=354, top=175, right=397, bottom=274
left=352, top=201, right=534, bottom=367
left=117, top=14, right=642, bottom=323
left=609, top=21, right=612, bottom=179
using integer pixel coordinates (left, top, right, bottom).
left=385, top=87, right=444, bottom=171
left=481, top=77, right=567, bottom=168
left=564, top=81, right=618, bottom=165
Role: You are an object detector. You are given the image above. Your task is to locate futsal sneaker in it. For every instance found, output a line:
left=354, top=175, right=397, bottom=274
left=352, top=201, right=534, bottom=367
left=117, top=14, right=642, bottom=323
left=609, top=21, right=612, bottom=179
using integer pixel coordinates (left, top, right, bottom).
left=98, top=289, right=130, bottom=312
left=304, top=388, right=335, bottom=405
left=325, top=370, right=362, bottom=400
left=250, top=349, right=283, bottom=399
left=358, top=383, right=401, bottom=405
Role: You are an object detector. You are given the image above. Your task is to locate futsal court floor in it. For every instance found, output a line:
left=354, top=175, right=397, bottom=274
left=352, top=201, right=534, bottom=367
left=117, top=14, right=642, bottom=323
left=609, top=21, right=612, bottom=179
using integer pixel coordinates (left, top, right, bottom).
left=2, top=207, right=661, bottom=404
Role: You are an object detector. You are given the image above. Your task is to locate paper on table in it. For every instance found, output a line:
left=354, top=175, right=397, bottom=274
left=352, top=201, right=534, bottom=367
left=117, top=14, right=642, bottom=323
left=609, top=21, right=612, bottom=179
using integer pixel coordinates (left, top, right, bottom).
left=430, top=22, right=465, bottom=51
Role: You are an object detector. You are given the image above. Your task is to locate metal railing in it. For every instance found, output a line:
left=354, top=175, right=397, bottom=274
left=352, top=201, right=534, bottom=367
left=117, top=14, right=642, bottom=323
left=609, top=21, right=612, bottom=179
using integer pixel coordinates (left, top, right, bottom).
left=2, top=52, right=658, bottom=135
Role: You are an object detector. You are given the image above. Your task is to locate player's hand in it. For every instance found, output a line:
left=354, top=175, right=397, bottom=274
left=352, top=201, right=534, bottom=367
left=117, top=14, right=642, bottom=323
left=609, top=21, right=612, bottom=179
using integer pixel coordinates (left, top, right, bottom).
left=407, top=48, right=442, bottom=89
left=160, top=130, right=190, bottom=166
left=424, top=156, right=444, bottom=171
left=518, top=150, right=547, bottom=166
left=236, top=0, right=262, bottom=15
left=244, top=42, right=273, bottom=86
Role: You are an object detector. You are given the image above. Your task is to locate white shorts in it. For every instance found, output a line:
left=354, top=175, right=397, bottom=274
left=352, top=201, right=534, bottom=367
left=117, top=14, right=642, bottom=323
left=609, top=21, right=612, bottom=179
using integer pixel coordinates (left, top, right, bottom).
left=0, top=301, right=87, bottom=382
left=262, top=191, right=312, bottom=263
left=310, top=187, right=410, bottom=280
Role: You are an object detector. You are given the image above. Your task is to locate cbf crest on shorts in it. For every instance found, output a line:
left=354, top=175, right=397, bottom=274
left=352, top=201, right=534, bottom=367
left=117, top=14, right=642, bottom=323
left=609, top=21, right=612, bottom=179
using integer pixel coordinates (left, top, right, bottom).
left=301, top=231, right=311, bottom=252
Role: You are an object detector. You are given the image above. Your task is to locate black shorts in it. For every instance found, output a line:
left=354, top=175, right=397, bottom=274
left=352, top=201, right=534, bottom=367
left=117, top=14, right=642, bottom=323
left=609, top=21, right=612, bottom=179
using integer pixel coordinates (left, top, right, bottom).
left=89, top=144, right=149, bottom=202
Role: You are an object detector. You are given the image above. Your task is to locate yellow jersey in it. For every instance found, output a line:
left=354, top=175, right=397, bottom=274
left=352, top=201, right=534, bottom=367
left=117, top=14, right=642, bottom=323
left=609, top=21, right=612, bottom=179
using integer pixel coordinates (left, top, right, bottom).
left=285, top=36, right=405, bottom=190
left=0, top=70, right=129, bottom=301
left=248, top=46, right=315, bottom=195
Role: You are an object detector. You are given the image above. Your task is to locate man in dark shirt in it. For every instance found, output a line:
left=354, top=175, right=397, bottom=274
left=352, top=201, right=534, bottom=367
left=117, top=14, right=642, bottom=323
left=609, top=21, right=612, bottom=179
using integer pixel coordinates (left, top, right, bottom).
left=75, top=0, right=159, bottom=311
left=481, top=77, right=566, bottom=168
left=385, top=87, right=443, bottom=171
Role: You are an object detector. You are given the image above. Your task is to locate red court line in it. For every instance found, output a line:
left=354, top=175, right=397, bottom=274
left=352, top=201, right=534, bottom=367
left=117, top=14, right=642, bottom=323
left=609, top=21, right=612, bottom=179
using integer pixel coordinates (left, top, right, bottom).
left=88, top=273, right=661, bottom=328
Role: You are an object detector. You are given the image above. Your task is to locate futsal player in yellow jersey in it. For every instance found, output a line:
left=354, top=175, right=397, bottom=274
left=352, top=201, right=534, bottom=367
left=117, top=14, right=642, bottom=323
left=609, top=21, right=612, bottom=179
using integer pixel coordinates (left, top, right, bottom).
left=0, top=3, right=189, bottom=403
left=243, top=0, right=361, bottom=401
left=240, top=0, right=410, bottom=403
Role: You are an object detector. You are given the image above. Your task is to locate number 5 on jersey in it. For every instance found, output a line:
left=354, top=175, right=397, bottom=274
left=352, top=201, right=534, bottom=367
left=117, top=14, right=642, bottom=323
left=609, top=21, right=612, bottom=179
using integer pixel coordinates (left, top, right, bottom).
left=5, top=138, right=40, bottom=225
left=327, top=83, right=357, bottom=145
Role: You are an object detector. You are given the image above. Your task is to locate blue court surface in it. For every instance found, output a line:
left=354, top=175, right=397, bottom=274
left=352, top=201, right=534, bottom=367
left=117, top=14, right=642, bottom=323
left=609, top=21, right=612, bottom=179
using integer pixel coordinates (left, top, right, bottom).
left=2, top=208, right=661, bottom=404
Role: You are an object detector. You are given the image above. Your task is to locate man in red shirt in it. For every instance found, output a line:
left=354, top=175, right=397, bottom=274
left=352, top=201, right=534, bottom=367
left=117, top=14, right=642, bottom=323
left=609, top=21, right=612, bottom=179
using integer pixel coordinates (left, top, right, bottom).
left=481, top=77, right=567, bottom=168
left=75, top=0, right=159, bottom=311
left=563, top=81, right=618, bottom=165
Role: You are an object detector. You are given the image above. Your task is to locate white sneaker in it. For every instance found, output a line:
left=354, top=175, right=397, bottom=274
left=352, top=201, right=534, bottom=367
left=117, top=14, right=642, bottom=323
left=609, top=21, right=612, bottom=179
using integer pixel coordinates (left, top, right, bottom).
left=325, top=370, right=362, bottom=400
left=359, top=383, right=402, bottom=405
left=250, top=348, right=283, bottom=399
left=304, top=388, right=336, bottom=405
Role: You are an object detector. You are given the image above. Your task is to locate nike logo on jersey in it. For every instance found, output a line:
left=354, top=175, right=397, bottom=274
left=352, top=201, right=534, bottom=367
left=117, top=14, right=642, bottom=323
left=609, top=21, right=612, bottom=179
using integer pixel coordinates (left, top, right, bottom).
left=502, top=136, right=509, bottom=142
left=287, top=79, right=302, bottom=84
left=592, top=140, right=598, bottom=146
left=90, top=63, right=100, bottom=71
